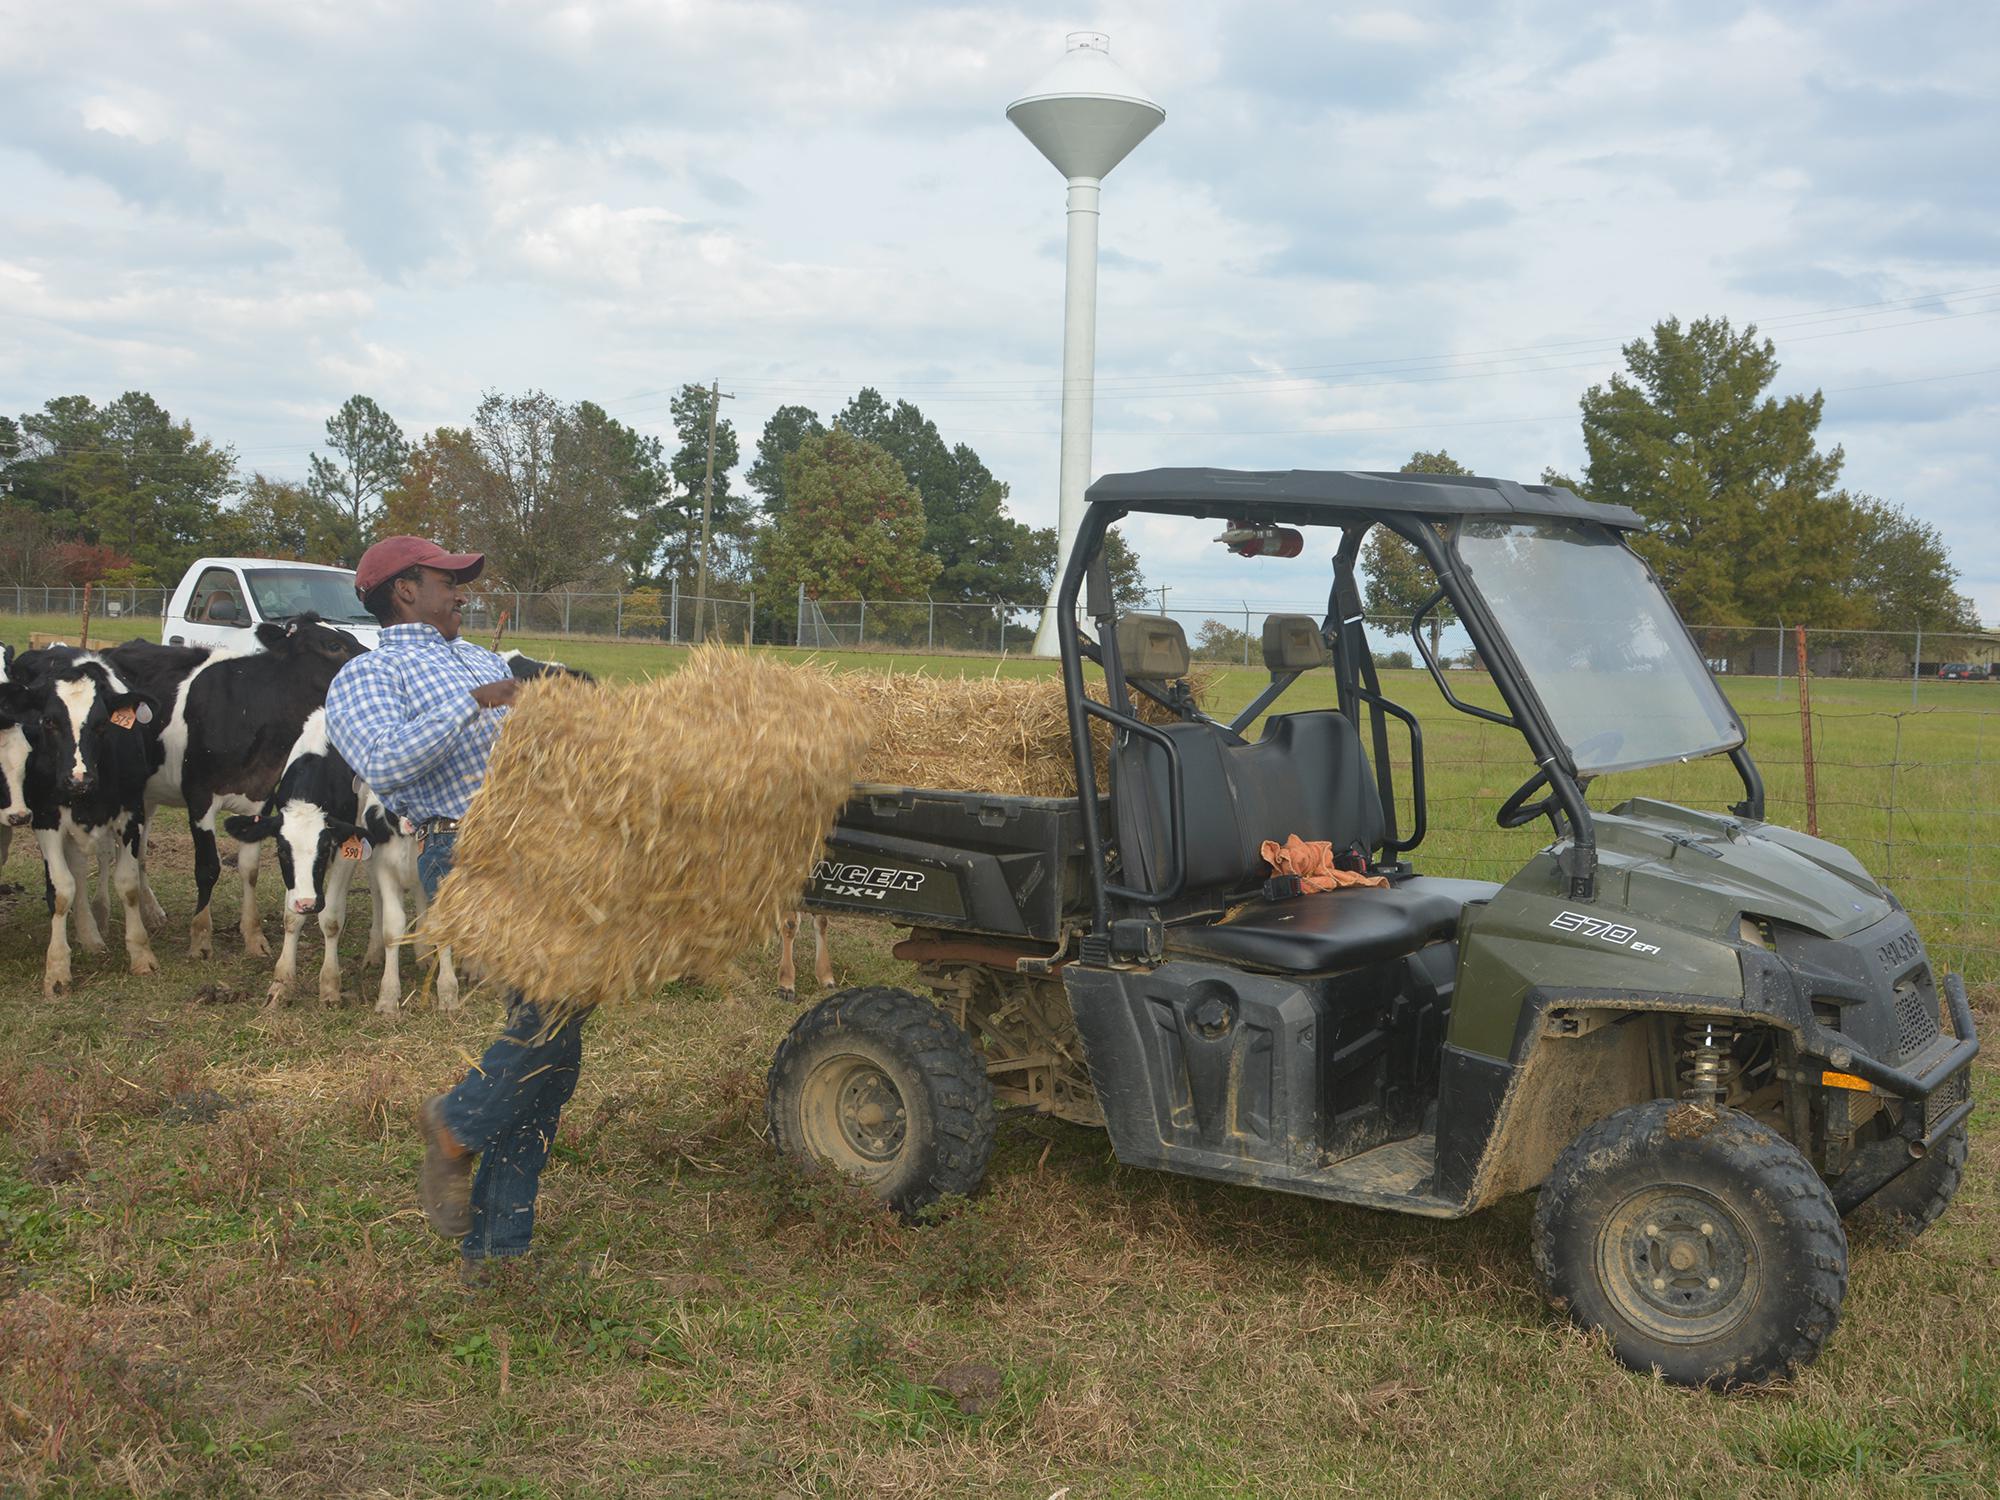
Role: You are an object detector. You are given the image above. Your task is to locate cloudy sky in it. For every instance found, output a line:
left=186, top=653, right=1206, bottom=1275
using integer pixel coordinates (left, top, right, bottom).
left=4, top=0, right=1997, bottom=625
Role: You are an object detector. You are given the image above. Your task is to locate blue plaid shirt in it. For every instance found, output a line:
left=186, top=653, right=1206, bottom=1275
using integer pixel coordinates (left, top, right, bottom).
left=323, top=623, right=512, bottom=821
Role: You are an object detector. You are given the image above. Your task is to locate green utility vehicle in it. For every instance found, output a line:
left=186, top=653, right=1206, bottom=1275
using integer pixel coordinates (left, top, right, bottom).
left=765, top=468, right=1978, bottom=1388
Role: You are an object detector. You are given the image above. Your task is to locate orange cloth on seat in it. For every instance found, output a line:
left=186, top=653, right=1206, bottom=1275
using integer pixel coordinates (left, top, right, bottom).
left=1259, top=835, right=1388, bottom=893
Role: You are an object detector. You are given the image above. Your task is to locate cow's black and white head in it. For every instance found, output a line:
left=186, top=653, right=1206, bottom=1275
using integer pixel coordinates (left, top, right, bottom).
left=502, top=649, right=595, bottom=683
left=25, top=656, right=156, bottom=800
left=254, top=612, right=369, bottom=667
left=223, top=711, right=393, bottom=914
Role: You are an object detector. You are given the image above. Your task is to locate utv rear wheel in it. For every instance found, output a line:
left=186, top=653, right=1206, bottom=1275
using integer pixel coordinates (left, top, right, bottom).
left=1845, top=1124, right=1968, bottom=1242
left=766, top=985, right=995, bottom=1218
left=1532, top=1100, right=1846, bottom=1389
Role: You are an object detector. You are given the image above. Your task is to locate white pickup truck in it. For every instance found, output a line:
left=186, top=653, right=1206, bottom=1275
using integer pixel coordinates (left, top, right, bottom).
left=163, top=557, right=381, bottom=650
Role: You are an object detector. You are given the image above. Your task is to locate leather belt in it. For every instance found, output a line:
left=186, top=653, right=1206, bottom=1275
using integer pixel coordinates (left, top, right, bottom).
left=415, top=816, right=461, bottom=840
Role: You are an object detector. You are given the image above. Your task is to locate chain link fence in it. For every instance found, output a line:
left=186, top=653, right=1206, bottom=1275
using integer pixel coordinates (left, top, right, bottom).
left=7, top=582, right=1994, bottom=680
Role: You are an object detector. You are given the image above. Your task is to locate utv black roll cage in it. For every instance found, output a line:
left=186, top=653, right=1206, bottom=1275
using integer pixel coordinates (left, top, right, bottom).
left=1055, top=468, right=1768, bottom=938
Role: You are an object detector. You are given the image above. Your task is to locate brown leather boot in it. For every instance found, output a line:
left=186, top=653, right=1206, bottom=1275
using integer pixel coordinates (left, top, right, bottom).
left=418, top=1097, right=473, bottom=1238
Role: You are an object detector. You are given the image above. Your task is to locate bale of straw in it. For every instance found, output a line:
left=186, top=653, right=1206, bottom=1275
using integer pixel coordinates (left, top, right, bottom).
left=848, top=668, right=1216, bottom=798
left=421, top=647, right=873, bottom=1016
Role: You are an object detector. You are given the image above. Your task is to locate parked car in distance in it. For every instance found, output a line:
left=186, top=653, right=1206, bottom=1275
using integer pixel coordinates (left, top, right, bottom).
left=164, top=559, right=379, bottom=651
left=1936, top=662, right=1989, bottom=681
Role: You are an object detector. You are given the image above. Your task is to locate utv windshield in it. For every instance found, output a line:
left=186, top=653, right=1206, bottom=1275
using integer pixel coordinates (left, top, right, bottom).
left=244, top=567, right=376, bottom=627
left=1453, top=518, right=1743, bottom=775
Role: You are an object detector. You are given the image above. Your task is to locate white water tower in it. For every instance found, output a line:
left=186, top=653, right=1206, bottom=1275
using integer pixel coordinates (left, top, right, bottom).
left=1009, top=32, right=1165, bottom=655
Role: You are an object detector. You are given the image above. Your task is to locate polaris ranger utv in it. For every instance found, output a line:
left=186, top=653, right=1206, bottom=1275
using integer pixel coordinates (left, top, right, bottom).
left=765, top=468, right=1979, bottom=1388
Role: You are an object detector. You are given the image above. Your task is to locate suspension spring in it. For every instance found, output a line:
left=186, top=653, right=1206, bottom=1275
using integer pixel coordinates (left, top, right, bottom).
left=1679, top=1019, right=1742, bottom=1108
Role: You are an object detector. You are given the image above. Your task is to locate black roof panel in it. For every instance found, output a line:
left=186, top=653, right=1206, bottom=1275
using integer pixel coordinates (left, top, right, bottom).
left=1086, top=467, right=1644, bottom=530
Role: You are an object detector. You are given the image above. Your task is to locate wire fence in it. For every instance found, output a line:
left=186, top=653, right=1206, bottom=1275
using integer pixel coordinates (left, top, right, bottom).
left=1358, top=682, right=1999, bottom=985
left=2, top=583, right=1993, bottom=981
left=7, top=582, right=1996, bottom=686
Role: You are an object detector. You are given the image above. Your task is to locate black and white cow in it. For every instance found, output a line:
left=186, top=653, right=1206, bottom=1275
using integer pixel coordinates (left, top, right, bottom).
left=224, top=710, right=458, bottom=1013
left=0, top=685, right=31, bottom=878
left=501, top=649, right=595, bottom=683
left=2, top=639, right=24, bottom=870
left=101, top=616, right=367, bottom=959
left=0, top=653, right=162, bottom=995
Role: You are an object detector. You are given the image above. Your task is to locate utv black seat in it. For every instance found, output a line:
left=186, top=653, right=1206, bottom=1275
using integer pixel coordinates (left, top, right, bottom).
left=1110, top=613, right=1498, bottom=974
left=1161, top=876, right=1500, bottom=973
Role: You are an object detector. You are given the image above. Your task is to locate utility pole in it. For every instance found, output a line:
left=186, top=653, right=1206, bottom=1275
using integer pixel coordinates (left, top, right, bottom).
left=1155, top=584, right=1168, bottom=616
left=695, top=379, right=735, bottom=643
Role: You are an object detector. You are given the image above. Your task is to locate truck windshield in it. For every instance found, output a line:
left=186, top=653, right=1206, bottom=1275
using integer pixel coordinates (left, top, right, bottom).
left=1453, top=518, right=1743, bottom=775
left=244, top=568, right=375, bottom=627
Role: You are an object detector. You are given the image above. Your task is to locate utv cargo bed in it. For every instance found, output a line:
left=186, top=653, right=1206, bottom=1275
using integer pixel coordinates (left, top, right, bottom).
left=803, top=785, right=1102, bottom=942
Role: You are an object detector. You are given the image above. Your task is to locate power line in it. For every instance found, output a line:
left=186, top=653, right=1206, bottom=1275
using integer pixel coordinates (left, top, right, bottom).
left=701, top=281, right=2000, bottom=398
left=708, top=302, right=2000, bottom=407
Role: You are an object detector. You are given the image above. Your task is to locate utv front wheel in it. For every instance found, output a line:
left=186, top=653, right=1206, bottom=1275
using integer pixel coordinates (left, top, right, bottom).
left=1532, top=1100, right=1846, bottom=1389
left=766, top=986, right=996, bottom=1218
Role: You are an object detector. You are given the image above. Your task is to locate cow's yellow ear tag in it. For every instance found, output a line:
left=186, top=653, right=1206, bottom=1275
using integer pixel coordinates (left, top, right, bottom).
left=339, top=836, right=366, bottom=860
left=109, top=707, right=137, bottom=730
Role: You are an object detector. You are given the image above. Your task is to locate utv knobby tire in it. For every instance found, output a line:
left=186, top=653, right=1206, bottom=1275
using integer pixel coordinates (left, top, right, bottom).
left=1845, top=1124, right=1968, bottom=1242
left=1532, top=1100, right=1846, bottom=1390
left=766, top=985, right=996, bottom=1218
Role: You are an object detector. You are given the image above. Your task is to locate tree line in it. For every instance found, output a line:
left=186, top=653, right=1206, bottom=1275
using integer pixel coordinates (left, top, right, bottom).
left=1362, top=317, right=1981, bottom=636
left=0, top=383, right=1147, bottom=643
left=0, top=313, right=1980, bottom=636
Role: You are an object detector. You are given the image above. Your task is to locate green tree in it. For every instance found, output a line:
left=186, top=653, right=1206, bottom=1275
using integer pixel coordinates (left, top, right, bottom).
left=1846, top=497, right=1980, bottom=631
left=746, top=404, right=827, bottom=522
left=379, top=427, right=489, bottom=551
left=1578, top=317, right=1855, bottom=625
left=422, top=392, right=633, bottom=592
left=307, top=395, right=409, bottom=563
left=8, top=392, right=235, bottom=583
left=1193, top=618, right=1254, bottom=663
left=651, top=384, right=746, bottom=586
left=838, top=388, right=1041, bottom=600
left=220, top=475, right=350, bottom=562
left=1022, top=526, right=1150, bottom=609
left=761, top=430, right=939, bottom=601
left=566, top=400, right=670, bottom=586
left=1363, top=449, right=1467, bottom=659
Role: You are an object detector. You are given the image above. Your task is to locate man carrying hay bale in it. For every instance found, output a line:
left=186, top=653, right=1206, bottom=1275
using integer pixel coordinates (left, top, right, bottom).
left=324, top=535, right=584, bottom=1284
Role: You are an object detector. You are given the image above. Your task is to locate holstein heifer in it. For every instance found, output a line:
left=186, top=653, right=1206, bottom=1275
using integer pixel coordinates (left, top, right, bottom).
left=501, top=650, right=595, bottom=683
left=0, top=655, right=162, bottom=995
left=102, top=616, right=367, bottom=958
left=3, top=636, right=25, bottom=868
left=225, top=710, right=459, bottom=1013
left=0, top=690, right=32, bottom=877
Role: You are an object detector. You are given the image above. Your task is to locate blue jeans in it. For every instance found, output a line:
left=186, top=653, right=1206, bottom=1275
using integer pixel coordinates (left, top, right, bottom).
left=419, top=830, right=590, bottom=1263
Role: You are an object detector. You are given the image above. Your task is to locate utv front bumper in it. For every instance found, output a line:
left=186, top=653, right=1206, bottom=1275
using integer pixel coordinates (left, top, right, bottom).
left=1743, top=910, right=1980, bottom=1151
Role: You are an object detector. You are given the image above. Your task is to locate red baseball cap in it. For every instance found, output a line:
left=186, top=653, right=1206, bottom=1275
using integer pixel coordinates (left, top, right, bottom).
left=353, top=536, right=486, bottom=598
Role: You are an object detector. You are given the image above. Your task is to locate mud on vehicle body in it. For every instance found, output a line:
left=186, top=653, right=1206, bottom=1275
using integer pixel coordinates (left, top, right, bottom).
left=767, top=467, right=1978, bottom=1390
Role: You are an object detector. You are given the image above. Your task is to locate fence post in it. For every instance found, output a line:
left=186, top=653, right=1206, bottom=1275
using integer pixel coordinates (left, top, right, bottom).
left=614, top=592, right=623, bottom=639
left=858, top=598, right=866, bottom=647
left=1912, top=623, right=1922, bottom=707
left=796, top=583, right=804, bottom=648
left=562, top=591, right=571, bottom=636
left=928, top=596, right=935, bottom=652
left=747, top=588, right=755, bottom=646
left=997, top=604, right=1005, bottom=655
left=1795, top=624, right=1817, bottom=837
left=1243, top=603, right=1252, bottom=666
left=1774, top=621, right=1784, bottom=699
left=667, top=579, right=677, bottom=643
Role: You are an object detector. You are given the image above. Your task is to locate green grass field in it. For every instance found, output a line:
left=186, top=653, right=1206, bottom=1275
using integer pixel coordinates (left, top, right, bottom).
left=2, top=614, right=1997, bottom=1495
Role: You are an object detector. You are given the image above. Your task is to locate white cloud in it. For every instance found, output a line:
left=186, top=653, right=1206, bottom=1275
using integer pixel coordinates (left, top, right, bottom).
left=0, top=0, right=1995, bottom=618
